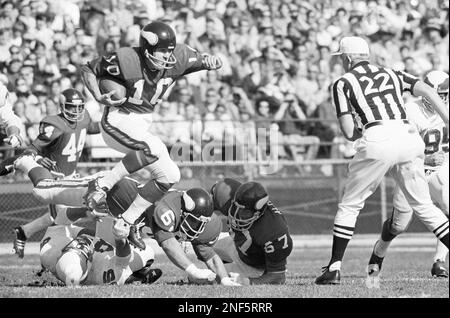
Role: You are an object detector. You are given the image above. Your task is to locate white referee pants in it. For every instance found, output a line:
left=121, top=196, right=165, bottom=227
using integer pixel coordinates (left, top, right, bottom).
left=335, top=121, right=449, bottom=240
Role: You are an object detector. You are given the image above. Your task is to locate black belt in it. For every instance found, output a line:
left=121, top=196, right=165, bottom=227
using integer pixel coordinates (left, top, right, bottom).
left=364, top=119, right=410, bottom=130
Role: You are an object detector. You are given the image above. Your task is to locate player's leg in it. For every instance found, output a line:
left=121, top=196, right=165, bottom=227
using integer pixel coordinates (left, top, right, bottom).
left=392, top=158, right=449, bottom=248
left=367, top=184, right=413, bottom=276
left=315, top=155, right=390, bottom=285
left=428, top=163, right=449, bottom=277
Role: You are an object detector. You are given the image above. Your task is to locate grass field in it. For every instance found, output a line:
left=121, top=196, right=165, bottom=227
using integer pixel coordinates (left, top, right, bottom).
left=0, top=235, right=448, bottom=298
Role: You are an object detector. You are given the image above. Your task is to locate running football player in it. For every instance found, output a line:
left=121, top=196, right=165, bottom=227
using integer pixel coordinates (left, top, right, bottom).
left=80, top=21, right=222, bottom=251
left=367, top=70, right=449, bottom=278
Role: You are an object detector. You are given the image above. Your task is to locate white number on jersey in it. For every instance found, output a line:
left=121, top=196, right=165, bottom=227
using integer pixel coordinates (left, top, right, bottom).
left=61, top=129, right=87, bottom=162
left=423, top=126, right=449, bottom=155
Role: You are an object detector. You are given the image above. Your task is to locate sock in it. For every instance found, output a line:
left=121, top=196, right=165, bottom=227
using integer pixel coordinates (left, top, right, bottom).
left=434, top=221, right=449, bottom=249
left=373, top=239, right=391, bottom=259
left=22, top=213, right=54, bottom=239
left=15, top=226, right=27, bottom=241
left=329, top=224, right=354, bottom=266
left=121, top=194, right=153, bottom=224
left=98, top=161, right=130, bottom=190
left=433, top=239, right=448, bottom=263
left=381, top=218, right=397, bottom=242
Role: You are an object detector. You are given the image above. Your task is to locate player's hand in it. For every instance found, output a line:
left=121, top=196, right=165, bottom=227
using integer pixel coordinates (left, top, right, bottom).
left=3, top=134, right=23, bottom=148
left=36, top=156, right=57, bottom=171
left=426, top=151, right=445, bottom=167
left=229, top=272, right=250, bottom=286
left=202, top=54, right=222, bottom=70
left=185, top=264, right=216, bottom=284
left=220, top=276, right=242, bottom=286
left=97, top=90, right=126, bottom=107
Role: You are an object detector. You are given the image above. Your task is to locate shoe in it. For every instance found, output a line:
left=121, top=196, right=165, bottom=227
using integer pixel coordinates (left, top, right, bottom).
left=431, top=261, right=448, bottom=278
left=128, top=224, right=146, bottom=250
left=125, top=261, right=162, bottom=285
left=315, top=266, right=341, bottom=285
left=368, top=249, right=384, bottom=275
left=13, top=227, right=27, bottom=259
left=83, top=179, right=108, bottom=212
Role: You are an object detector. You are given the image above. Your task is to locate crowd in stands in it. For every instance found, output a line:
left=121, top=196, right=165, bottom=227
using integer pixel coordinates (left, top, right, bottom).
left=0, top=0, right=449, bottom=177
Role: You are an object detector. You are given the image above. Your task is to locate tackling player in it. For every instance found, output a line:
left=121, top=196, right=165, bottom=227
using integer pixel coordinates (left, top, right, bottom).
left=10, top=88, right=100, bottom=258
left=139, top=187, right=240, bottom=286
left=0, top=82, right=23, bottom=148
left=367, top=70, right=449, bottom=278
left=80, top=21, right=222, bottom=251
left=210, top=178, right=293, bottom=285
left=40, top=220, right=162, bottom=286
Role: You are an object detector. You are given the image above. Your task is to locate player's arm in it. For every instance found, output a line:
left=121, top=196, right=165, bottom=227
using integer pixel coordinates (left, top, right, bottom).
left=249, top=232, right=293, bottom=285
left=0, top=85, right=23, bottom=148
left=179, top=44, right=222, bottom=76
left=80, top=55, right=126, bottom=107
left=111, top=219, right=133, bottom=285
left=28, top=121, right=63, bottom=171
left=332, top=79, right=362, bottom=141
left=86, top=112, right=101, bottom=134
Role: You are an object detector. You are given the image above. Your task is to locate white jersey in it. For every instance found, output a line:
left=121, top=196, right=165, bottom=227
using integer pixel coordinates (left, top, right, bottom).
left=83, top=237, right=133, bottom=285
left=0, top=83, right=21, bottom=134
left=405, top=101, right=449, bottom=170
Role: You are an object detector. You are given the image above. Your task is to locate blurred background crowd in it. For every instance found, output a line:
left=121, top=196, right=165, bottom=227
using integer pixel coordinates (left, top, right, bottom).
left=0, top=0, right=449, bottom=178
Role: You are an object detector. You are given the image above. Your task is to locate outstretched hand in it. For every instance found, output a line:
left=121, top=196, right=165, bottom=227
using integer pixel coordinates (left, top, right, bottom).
left=202, top=54, right=223, bottom=70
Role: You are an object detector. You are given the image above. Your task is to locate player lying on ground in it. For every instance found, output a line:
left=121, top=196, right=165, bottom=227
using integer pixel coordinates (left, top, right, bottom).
left=133, top=187, right=241, bottom=286
left=0, top=82, right=23, bottom=148
left=40, top=220, right=161, bottom=286
left=367, top=70, right=449, bottom=278
left=210, top=178, right=293, bottom=285
left=7, top=89, right=100, bottom=258
left=81, top=21, right=223, bottom=251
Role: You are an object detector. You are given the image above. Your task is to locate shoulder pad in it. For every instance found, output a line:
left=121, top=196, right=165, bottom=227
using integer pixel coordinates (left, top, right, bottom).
left=211, top=178, right=242, bottom=215
left=115, top=47, right=143, bottom=80
left=153, top=198, right=182, bottom=232
left=193, top=213, right=222, bottom=245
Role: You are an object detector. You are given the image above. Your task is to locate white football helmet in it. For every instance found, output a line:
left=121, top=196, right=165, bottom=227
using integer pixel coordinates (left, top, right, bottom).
left=423, top=70, right=449, bottom=113
left=55, top=235, right=93, bottom=286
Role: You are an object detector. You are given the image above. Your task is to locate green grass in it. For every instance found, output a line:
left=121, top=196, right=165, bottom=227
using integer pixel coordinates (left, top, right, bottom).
left=0, top=245, right=448, bottom=298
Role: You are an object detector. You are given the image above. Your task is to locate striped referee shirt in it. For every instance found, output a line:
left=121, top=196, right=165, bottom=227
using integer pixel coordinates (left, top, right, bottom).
left=332, top=61, right=419, bottom=127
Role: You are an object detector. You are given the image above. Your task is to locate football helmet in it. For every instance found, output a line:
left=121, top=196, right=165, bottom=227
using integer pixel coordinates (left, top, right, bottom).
left=423, top=70, right=449, bottom=113
left=60, top=88, right=85, bottom=122
left=55, top=234, right=93, bottom=286
left=139, top=21, right=177, bottom=70
left=180, top=188, right=214, bottom=241
left=228, top=182, right=269, bottom=231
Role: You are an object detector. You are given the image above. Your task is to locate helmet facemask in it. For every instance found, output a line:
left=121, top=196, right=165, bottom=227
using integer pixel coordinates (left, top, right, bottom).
left=228, top=201, right=263, bottom=232
left=57, top=236, right=93, bottom=286
left=144, top=47, right=177, bottom=71
left=61, top=99, right=85, bottom=122
left=179, top=212, right=211, bottom=241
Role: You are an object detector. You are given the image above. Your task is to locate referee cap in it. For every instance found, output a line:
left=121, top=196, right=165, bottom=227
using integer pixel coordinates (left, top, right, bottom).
left=331, top=36, right=370, bottom=56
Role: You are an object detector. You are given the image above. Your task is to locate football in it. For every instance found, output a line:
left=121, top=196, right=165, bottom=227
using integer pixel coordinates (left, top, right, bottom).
left=98, top=78, right=127, bottom=101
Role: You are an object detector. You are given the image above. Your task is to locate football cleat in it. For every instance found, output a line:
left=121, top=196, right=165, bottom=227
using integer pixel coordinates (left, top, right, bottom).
left=13, top=226, right=27, bottom=259
left=315, top=266, right=341, bottom=285
left=128, top=224, right=146, bottom=250
left=367, top=249, right=384, bottom=275
left=83, top=179, right=109, bottom=213
left=125, top=261, right=162, bottom=285
left=431, top=261, right=448, bottom=278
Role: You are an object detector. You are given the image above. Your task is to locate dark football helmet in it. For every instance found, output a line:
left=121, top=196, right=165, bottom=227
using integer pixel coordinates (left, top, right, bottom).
left=180, top=188, right=214, bottom=241
left=228, top=182, right=269, bottom=231
left=423, top=70, right=449, bottom=113
left=139, top=21, right=177, bottom=70
left=60, top=88, right=85, bottom=122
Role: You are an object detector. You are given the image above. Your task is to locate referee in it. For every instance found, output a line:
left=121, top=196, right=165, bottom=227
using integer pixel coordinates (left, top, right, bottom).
left=315, top=36, right=449, bottom=285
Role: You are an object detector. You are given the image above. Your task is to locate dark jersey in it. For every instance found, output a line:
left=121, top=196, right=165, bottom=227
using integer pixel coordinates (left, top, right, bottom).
left=212, top=178, right=293, bottom=272
left=88, top=44, right=205, bottom=114
left=30, top=112, right=98, bottom=176
left=146, top=190, right=222, bottom=262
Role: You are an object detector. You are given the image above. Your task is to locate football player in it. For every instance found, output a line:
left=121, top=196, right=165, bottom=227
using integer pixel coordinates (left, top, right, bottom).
left=11, top=88, right=100, bottom=258
left=80, top=21, right=222, bottom=251
left=210, top=178, right=293, bottom=285
left=367, top=70, right=449, bottom=278
left=0, top=82, right=23, bottom=148
left=139, top=187, right=240, bottom=286
left=40, top=220, right=162, bottom=286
